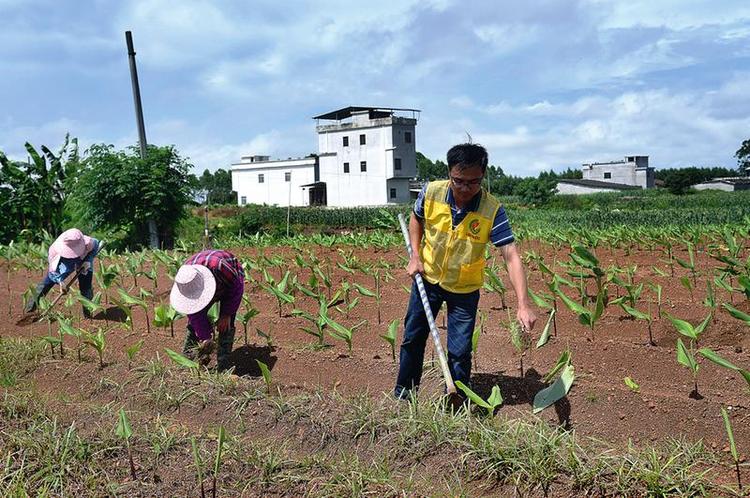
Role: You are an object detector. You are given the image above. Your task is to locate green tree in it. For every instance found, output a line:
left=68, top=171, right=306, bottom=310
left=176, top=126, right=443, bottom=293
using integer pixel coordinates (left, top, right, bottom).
left=416, top=152, right=448, bottom=180
left=0, top=135, right=79, bottom=243
left=736, top=139, right=750, bottom=176
left=67, top=144, right=193, bottom=249
left=198, top=168, right=236, bottom=205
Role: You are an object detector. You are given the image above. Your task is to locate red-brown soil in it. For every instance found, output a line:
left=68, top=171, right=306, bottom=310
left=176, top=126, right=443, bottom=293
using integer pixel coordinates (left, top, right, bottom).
left=2, top=241, right=749, bottom=491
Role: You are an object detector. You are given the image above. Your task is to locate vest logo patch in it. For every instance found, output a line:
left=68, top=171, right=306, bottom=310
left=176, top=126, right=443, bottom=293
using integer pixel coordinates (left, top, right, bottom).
left=469, top=219, right=481, bottom=235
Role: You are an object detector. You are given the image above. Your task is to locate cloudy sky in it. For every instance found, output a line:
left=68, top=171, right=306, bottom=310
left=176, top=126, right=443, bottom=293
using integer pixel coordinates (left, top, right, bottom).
left=1, top=0, right=749, bottom=176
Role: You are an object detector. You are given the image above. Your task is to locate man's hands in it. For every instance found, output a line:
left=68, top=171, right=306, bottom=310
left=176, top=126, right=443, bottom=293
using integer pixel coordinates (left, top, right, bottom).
left=516, top=305, right=537, bottom=333
left=406, top=255, right=424, bottom=279
left=197, top=339, right=216, bottom=366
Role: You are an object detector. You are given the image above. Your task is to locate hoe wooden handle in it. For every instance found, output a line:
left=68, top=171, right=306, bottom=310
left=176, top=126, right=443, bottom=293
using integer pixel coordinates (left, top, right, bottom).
left=398, top=214, right=456, bottom=395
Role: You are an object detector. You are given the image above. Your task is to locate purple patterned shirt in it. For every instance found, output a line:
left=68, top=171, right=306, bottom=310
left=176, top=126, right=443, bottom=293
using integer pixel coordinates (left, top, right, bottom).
left=184, top=250, right=245, bottom=341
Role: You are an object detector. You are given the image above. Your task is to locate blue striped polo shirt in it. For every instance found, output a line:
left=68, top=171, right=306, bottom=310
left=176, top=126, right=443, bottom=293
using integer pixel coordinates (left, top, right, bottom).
left=413, top=182, right=515, bottom=247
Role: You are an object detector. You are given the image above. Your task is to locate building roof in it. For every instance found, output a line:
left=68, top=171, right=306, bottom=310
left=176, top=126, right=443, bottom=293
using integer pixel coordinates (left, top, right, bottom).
left=695, top=177, right=750, bottom=186
left=313, top=106, right=420, bottom=121
left=557, top=179, right=642, bottom=190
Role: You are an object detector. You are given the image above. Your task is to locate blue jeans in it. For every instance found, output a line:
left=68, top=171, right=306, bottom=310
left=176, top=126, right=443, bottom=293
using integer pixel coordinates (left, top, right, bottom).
left=24, top=264, right=94, bottom=314
left=395, top=279, right=480, bottom=399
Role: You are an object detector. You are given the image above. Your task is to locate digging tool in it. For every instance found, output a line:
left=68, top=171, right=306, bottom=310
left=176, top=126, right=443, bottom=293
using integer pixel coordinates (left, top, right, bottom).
left=17, top=242, right=105, bottom=326
left=397, top=214, right=459, bottom=402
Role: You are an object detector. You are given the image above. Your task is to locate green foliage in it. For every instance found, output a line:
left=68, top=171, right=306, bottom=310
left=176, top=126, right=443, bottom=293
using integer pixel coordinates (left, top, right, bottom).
left=67, top=144, right=193, bottom=249
left=196, top=168, right=236, bottom=205
left=655, top=166, right=739, bottom=194
left=736, top=138, right=750, bottom=175
left=455, top=381, right=503, bottom=416
left=0, top=136, right=79, bottom=243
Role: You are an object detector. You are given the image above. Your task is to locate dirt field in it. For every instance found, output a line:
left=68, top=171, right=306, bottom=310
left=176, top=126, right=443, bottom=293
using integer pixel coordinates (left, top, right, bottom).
left=2, top=241, right=749, bottom=495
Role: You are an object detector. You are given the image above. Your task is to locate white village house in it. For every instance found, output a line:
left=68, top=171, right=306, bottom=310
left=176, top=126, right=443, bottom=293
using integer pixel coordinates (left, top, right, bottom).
left=556, top=155, right=655, bottom=195
left=231, top=106, right=419, bottom=207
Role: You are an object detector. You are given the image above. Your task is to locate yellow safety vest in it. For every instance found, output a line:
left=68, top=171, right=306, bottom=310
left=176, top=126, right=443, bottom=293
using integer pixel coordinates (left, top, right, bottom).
left=420, top=180, right=501, bottom=293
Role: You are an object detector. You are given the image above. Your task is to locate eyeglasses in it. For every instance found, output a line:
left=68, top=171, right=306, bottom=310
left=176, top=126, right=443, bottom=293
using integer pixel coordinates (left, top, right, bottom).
left=450, top=176, right=484, bottom=187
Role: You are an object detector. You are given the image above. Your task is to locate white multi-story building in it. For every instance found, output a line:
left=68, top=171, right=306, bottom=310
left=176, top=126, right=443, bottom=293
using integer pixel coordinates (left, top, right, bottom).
left=556, top=155, right=655, bottom=195
left=231, top=106, right=419, bottom=207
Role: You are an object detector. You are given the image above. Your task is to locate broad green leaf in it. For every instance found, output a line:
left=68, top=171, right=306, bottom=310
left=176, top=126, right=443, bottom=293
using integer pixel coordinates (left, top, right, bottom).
left=527, top=288, right=552, bottom=310
left=698, top=348, right=740, bottom=371
left=256, top=359, right=272, bottom=390
left=455, top=380, right=491, bottom=410
left=536, top=309, right=555, bottom=348
left=381, top=318, right=398, bottom=345
left=115, top=407, right=133, bottom=440
left=572, top=245, right=599, bottom=267
left=533, top=364, right=575, bottom=414
left=165, top=348, right=199, bottom=370
left=666, top=315, right=697, bottom=340
left=487, top=385, right=503, bottom=409
left=353, top=283, right=376, bottom=298
left=556, top=290, right=588, bottom=315
left=126, top=339, right=144, bottom=360
left=694, top=314, right=712, bottom=336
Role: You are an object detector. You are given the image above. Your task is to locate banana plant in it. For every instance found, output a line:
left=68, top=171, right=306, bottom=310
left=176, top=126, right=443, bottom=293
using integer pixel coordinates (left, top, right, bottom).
left=165, top=348, right=200, bottom=375
left=621, top=304, right=655, bottom=345
left=96, top=261, right=120, bottom=305
left=117, top=288, right=151, bottom=333
left=292, top=296, right=332, bottom=348
left=261, top=269, right=295, bottom=317
left=353, top=282, right=380, bottom=323
left=535, top=308, right=556, bottom=349
left=454, top=381, right=503, bottom=416
left=125, top=339, right=144, bottom=369
left=675, top=242, right=698, bottom=287
left=555, top=285, right=606, bottom=341
left=78, top=292, right=104, bottom=320
left=84, top=327, right=107, bottom=369
left=667, top=314, right=711, bottom=397
left=381, top=319, right=399, bottom=362
left=153, top=303, right=181, bottom=337
left=483, top=264, right=507, bottom=309
left=239, top=305, right=260, bottom=346
left=528, top=287, right=557, bottom=337
left=702, top=280, right=717, bottom=321
left=115, top=407, right=137, bottom=480
left=723, top=303, right=750, bottom=327
left=59, top=319, right=85, bottom=362
left=508, top=310, right=530, bottom=376
left=647, top=282, right=663, bottom=318
left=324, top=316, right=366, bottom=355
left=534, top=350, right=575, bottom=414
left=569, top=245, right=606, bottom=304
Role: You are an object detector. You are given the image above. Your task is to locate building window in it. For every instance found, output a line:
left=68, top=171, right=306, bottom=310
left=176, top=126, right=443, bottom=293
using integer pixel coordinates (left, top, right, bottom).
left=285, top=172, right=291, bottom=182
left=390, top=188, right=397, bottom=199
left=343, top=136, right=349, bottom=147
left=405, top=132, right=412, bottom=144
left=359, top=134, right=366, bottom=145
left=258, top=174, right=264, bottom=183
left=394, top=158, right=402, bottom=171
left=240, top=196, right=247, bottom=205
left=360, top=161, right=367, bottom=172
left=343, top=162, right=350, bottom=173
left=604, top=172, right=611, bottom=179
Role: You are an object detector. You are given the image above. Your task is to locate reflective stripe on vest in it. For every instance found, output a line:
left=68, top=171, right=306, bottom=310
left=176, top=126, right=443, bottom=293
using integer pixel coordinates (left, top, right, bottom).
left=419, top=180, right=501, bottom=293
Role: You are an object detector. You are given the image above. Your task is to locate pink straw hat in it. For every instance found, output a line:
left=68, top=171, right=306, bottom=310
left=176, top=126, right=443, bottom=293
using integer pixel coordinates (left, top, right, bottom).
left=170, top=264, right=217, bottom=315
left=48, top=228, right=93, bottom=272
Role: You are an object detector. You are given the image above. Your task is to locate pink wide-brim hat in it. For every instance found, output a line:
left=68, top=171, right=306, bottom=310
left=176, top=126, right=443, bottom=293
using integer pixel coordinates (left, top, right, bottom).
left=170, top=264, right=217, bottom=315
left=48, top=228, right=94, bottom=272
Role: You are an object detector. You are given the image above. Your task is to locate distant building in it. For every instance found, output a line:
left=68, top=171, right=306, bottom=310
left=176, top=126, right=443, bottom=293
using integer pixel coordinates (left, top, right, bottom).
left=231, top=106, right=419, bottom=207
left=556, top=155, right=655, bottom=195
left=692, top=177, right=750, bottom=192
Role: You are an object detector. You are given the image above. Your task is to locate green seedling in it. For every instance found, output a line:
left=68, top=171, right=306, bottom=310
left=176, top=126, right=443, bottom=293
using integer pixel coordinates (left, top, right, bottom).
left=721, top=407, right=743, bottom=492
left=153, top=303, right=180, bottom=338
left=59, top=319, right=84, bottom=362
left=381, top=318, right=399, bottom=363
left=115, top=407, right=137, bottom=480
left=508, top=312, right=531, bottom=377
left=191, top=437, right=206, bottom=498
left=212, top=426, right=226, bottom=498
left=239, top=306, right=260, bottom=346
left=703, top=280, right=717, bottom=320
left=455, top=381, right=503, bottom=416
left=256, top=359, right=272, bottom=393
left=116, top=288, right=150, bottom=333
left=679, top=276, right=694, bottom=301
left=647, top=282, right=663, bottom=318
left=675, top=242, right=698, bottom=286
left=256, top=327, right=274, bottom=349
left=556, top=286, right=605, bottom=341
left=84, top=327, right=107, bottom=368
left=353, top=282, right=381, bottom=323
left=676, top=338, right=700, bottom=397
left=78, top=292, right=104, bottom=320
left=528, top=287, right=557, bottom=337
left=483, top=266, right=507, bottom=309
left=261, top=269, right=295, bottom=317
left=621, top=304, right=655, bottom=346
left=324, top=316, right=365, bottom=355
left=126, top=339, right=144, bottom=369
left=623, top=376, right=640, bottom=393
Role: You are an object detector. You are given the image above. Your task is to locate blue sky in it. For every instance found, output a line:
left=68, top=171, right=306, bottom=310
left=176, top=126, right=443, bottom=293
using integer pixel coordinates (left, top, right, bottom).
left=1, top=0, right=749, bottom=176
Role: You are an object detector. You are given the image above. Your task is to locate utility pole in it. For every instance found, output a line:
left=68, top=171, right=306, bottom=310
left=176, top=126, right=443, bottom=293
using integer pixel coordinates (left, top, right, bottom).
left=125, top=30, right=159, bottom=248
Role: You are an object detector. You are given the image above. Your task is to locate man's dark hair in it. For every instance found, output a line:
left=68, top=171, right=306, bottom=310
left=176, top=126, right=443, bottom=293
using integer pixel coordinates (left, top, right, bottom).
left=446, top=143, right=488, bottom=173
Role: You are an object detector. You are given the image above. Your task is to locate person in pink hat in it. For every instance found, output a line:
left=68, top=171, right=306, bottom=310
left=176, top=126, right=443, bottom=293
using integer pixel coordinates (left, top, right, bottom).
left=24, top=228, right=101, bottom=317
left=170, top=249, right=245, bottom=370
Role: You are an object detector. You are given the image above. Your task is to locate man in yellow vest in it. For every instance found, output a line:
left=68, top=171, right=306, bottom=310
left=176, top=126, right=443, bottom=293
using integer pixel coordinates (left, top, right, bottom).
left=395, top=143, right=537, bottom=399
